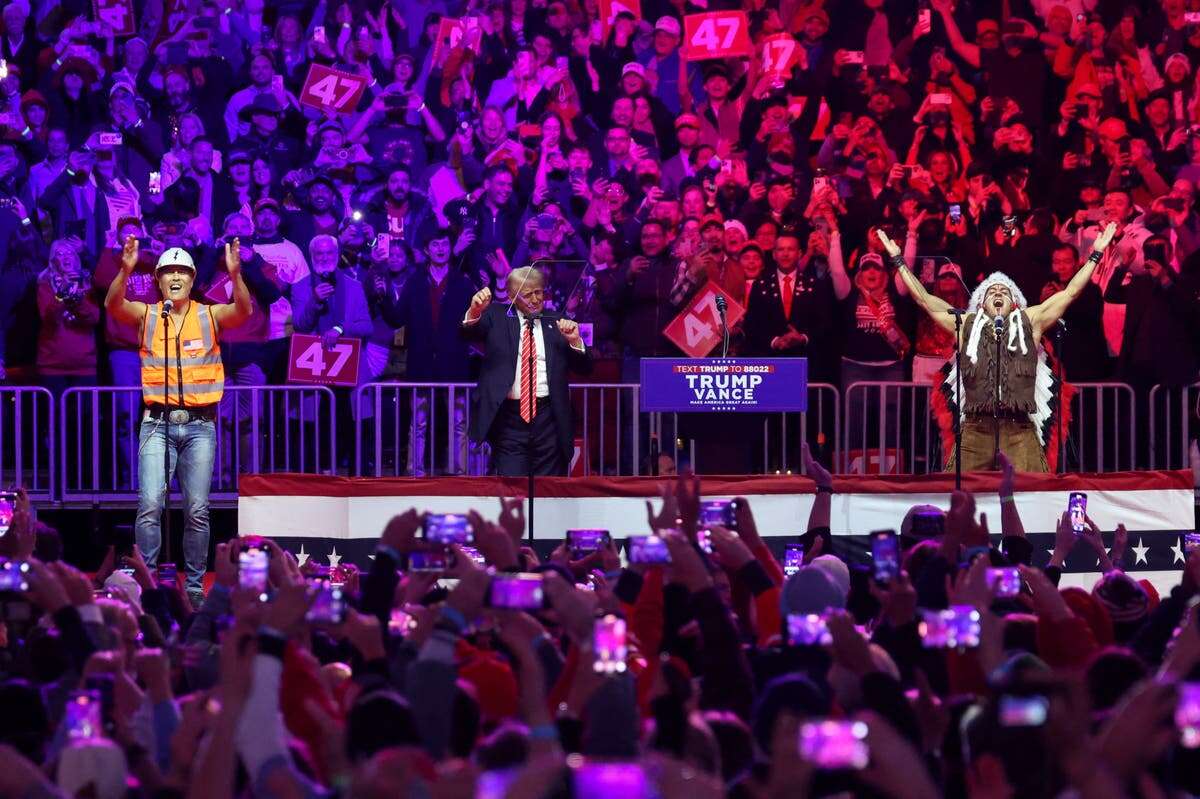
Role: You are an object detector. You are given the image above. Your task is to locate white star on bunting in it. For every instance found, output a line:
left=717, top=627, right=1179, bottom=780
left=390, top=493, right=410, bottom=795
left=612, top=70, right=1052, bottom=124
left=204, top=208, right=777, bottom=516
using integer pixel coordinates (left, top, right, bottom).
left=1130, top=538, right=1149, bottom=566
left=295, top=544, right=309, bottom=567
left=1171, top=539, right=1186, bottom=564
left=327, top=546, right=342, bottom=568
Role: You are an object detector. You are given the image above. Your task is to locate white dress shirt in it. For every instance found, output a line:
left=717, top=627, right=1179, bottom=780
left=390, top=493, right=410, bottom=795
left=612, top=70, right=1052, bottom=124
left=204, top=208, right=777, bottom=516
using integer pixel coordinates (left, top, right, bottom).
left=509, top=312, right=550, bottom=399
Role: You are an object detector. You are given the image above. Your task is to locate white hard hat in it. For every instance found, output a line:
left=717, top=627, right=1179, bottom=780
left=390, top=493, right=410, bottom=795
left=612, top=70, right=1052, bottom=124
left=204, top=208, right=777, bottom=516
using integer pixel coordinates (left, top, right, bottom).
left=155, top=247, right=195, bottom=273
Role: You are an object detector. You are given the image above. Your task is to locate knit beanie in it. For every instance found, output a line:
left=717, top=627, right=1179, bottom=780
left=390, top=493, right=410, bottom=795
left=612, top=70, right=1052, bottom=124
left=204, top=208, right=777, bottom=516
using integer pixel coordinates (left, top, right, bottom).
left=1092, top=571, right=1149, bottom=626
left=808, top=555, right=851, bottom=600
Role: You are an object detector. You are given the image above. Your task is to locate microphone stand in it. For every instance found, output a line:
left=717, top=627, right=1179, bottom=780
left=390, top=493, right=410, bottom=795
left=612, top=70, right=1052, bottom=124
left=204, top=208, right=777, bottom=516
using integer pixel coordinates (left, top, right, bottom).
left=716, top=295, right=729, bottom=357
left=951, top=309, right=965, bottom=490
left=525, top=316, right=537, bottom=542
left=161, top=302, right=173, bottom=563
left=1056, top=319, right=1067, bottom=474
left=992, top=316, right=1003, bottom=470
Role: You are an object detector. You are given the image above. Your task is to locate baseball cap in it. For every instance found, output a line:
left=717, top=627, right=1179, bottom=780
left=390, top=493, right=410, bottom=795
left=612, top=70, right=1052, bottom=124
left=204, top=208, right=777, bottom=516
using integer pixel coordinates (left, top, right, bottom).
left=936, top=261, right=964, bottom=281
left=253, top=197, right=282, bottom=215
left=155, top=247, right=195, bottom=273
left=622, top=62, right=646, bottom=79
left=675, top=113, right=701, bottom=130
left=655, top=16, right=682, bottom=36
left=805, top=7, right=830, bottom=25
left=858, top=252, right=886, bottom=270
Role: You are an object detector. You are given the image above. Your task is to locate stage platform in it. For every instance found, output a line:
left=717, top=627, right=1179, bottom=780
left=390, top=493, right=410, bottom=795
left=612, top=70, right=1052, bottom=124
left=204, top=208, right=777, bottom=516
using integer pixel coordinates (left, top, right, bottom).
left=238, top=471, right=1197, bottom=595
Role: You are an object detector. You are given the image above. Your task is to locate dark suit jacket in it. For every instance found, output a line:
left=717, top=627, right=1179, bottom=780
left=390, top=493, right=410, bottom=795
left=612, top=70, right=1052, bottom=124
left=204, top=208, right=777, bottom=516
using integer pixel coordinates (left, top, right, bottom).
left=383, top=268, right=476, bottom=382
left=462, top=304, right=592, bottom=466
left=741, top=264, right=837, bottom=380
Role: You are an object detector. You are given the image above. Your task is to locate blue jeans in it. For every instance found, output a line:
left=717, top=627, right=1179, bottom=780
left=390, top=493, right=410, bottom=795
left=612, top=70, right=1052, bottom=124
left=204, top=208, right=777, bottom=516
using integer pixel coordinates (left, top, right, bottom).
left=136, top=414, right=215, bottom=593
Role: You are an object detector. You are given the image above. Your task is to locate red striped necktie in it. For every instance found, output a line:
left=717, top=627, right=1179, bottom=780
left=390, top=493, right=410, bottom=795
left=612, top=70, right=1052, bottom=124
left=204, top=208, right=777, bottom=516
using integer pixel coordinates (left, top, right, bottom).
left=520, top=318, right=535, bottom=422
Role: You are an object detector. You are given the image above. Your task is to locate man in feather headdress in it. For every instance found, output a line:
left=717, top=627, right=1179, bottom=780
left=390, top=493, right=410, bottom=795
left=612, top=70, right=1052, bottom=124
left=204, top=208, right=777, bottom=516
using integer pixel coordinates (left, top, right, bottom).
left=877, top=223, right=1118, bottom=472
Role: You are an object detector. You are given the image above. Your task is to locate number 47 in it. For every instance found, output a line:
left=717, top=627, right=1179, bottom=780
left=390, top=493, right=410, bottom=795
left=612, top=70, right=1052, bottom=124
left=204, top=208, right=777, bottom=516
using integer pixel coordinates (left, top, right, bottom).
left=296, top=341, right=354, bottom=377
left=692, top=17, right=740, bottom=50
left=307, top=74, right=360, bottom=109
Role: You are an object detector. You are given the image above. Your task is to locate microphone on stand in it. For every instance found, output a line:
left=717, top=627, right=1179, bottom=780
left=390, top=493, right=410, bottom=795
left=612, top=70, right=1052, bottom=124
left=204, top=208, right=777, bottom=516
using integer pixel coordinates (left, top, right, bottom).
left=993, top=314, right=1004, bottom=338
left=715, top=295, right=729, bottom=357
left=161, top=299, right=173, bottom=318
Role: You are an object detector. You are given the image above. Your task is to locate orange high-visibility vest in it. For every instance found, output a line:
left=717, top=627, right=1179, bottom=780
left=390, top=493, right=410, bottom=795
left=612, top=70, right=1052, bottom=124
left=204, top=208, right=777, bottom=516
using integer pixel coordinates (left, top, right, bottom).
left=140, top=302, right=224, bottom=407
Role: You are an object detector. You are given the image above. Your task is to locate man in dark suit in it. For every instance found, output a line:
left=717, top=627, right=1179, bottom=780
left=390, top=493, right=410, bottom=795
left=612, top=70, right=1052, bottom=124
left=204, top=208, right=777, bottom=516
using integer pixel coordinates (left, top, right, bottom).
left=463, top=266, right=591, bottom=476
left=741, top=230, right=837, bottom=381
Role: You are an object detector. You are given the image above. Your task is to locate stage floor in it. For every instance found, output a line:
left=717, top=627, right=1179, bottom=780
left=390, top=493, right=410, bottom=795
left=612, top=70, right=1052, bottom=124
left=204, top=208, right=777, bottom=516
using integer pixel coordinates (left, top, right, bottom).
left=239, top=471, right=1196, bottom=595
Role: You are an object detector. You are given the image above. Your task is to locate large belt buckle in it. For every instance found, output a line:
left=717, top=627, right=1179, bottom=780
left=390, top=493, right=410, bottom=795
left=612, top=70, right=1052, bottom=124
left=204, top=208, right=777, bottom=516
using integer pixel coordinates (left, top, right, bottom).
left=168, top=409, right=191, bottom=425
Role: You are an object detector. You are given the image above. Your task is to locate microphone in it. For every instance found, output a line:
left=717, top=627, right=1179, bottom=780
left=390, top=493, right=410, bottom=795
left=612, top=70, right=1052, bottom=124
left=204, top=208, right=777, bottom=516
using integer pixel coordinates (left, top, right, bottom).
left=161, top=299, right=173, bottom=318
left=947, top=307, right=969, bottom=316
left=993, top=315, right=1004, bottom=338
left=715, top=294, right=727, bottom=319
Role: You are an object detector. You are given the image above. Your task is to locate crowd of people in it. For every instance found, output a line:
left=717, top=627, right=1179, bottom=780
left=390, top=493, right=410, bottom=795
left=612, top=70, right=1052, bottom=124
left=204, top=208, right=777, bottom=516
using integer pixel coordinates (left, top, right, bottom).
left=0, top=0, right=1199, bottom=451
left=0, top=452, right=1198, bottom=797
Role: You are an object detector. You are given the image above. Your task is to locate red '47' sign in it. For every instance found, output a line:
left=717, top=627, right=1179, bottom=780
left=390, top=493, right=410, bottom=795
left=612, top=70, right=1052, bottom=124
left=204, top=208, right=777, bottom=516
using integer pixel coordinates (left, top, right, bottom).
left=299, top=64, right=368, bottom=115
left=683, top=11, right=752, bottom=61
left=287, top=334, right=361, bottom=387
left=760, top=33, right=803, bottom=75
left=95, top=0, right=136, bottom=36
left=598, top=0, right=642, bottom=38
left=663, top=281, right=745, bottom=358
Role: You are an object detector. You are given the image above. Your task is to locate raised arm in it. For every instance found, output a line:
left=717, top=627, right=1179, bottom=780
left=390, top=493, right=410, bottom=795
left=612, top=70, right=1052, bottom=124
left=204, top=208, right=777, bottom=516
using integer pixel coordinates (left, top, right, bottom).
left=877, top=230, right=956, bottom=333
left=828, top=228, right=851, bottom=300
left=210, top=238, right=253, bottom=330
left=105, top=235, right=149, bottom=327
left=934, top=0, right=981, bottom=68
left=1028, top=222, right=1117, bottom=336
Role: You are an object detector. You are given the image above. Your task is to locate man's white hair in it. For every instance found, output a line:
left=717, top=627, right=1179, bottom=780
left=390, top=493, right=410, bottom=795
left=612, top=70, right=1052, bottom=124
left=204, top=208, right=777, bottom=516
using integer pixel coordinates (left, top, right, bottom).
left=308, top=234, right=339, bottom=259
left=507, top=265, right=545, bottom=291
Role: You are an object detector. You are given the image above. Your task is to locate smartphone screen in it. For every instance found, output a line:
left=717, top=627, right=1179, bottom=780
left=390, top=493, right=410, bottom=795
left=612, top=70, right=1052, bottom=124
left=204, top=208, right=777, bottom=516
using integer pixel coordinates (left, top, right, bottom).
left=699, top=499, right=737, bottom=530
left=786, top=613, right=832, bottom=646
left=593, top=614, right=628, bottom=674
left=1068, top=492, right=1087, bottom=535
left=238, top=547, right=269, bottom=593
left=487, top=573, right=545, bottom=610
left=568, top=529, right=609, bottom=558
left=783, top=543, right=804, bottom=577
left=111, top=524, right=134, bottom=558
left=1178, top=682, right=1200, bottom=748
left=919, top=606, right=981, bottom=648
left=949, top=203, right=962, bottom=222
left=459, top=546, right=486, bottom=566
left=998, top=695, right=1048, bottom=727
left=871, top=530, right=899, bottom=584
left=156, top=563, right=177, bottom=587
left=406, top=550, right=451, bottom=572
left=987, top=567, right=1021, bottom=598
left=627, top=535, right=671, bottom=564
left=0, top=490, right=15, bottom=537
left=305, top=581, right=346, bottom=624
left=423, top=513, right=474, bottom=545
left=695, top=528, right=714, bottom=554
left=572, top=762, right=649, bottom=799
left=799, top=720, right=870, bottom=770
left=0, top=561, right=29, bottom=592
left=65, top=691, right=103, bottom=739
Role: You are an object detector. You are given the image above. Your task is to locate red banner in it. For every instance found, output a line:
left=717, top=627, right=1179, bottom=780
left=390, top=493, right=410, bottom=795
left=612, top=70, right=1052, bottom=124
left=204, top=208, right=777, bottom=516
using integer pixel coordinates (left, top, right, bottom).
left=683, top=11, right=752, bottom=61
left=287, top=334, right=361, bottom=387
left=662, top=280, right=745, bottom=358
left=430, top=18, right=483, bottom=67
left=298, top=64, right=369, bottom=115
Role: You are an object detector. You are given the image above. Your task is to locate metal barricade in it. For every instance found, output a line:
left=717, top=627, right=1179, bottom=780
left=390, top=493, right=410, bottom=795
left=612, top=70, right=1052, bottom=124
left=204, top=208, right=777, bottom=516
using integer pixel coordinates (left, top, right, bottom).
left=0, top=387, right=54, bottom=500
left=1149, top=382, right=1200, bottom=470
left=842, top=382, right=940, bottom=475
left=355, top=382, right=644, bottom=477
left=760, top=383, right=840, bottom=475
left=649, top=384, right=839, bottom=475
left=1061, top=383, right=1136, bottom=473
left=61, top=386, right=336, bottom=503
left=354, top=383, right=480, bottom=478
left=569, top=383, right=639, bottom=476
